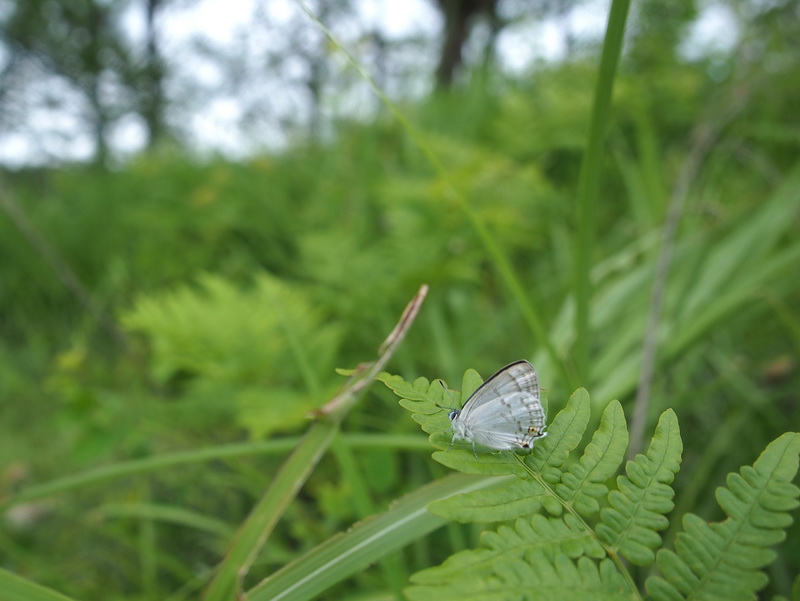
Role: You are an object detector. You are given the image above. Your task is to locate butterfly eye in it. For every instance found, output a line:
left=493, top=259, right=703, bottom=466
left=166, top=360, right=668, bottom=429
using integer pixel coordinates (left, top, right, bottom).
left=448, top=409, right=460, bottom=421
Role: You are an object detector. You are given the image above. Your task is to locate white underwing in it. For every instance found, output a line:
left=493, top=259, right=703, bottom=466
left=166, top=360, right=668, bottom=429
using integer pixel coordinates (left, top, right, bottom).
left=447, top=360, right=547, bottom=456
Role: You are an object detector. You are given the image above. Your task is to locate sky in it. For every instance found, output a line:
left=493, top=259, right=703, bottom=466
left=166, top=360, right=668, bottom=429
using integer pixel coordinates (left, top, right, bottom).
left=0, top=0, right=739, bottom=167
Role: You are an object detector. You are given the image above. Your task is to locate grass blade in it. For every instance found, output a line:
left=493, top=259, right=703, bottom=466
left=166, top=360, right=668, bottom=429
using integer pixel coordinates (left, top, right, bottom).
left=574, top=0, right=631, bottom=379
left=0, top=568, right=77, bottom=601
left=202, top=285, right=428, bottom=601
left=248, top=473, right=494, bottom=601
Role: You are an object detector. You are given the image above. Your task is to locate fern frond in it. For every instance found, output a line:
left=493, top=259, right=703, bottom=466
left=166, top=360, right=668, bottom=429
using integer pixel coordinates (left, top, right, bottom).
left=411, top=513, right=606, bottom=586
left=382, top=366, right=799, bottom=601
left=596, top=409, right=682, bottom=566
left=379, top=372, right=453, bottom=438
left=409, top=397, right=636, bottom=595
left=407, top=554, right=637, bottom=601
left=645, top=432, right=800, bottom=601
left=551, top=400, right=629, bottom=516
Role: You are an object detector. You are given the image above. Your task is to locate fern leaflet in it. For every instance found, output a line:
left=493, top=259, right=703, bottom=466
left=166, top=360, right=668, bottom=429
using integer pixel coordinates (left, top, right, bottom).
left=597, top=409, right=682, bottom=565
left=407, top=555, right=636, bottom=601
left=645, top=432, right=800, bottom=601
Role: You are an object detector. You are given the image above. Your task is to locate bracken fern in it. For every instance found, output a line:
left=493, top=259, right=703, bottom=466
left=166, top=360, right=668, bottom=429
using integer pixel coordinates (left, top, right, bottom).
left=380, top=366, right=800, bottom=601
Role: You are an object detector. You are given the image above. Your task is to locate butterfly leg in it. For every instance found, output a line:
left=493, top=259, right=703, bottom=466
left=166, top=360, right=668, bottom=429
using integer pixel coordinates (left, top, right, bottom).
left=472, top=442, right=478, bottom=459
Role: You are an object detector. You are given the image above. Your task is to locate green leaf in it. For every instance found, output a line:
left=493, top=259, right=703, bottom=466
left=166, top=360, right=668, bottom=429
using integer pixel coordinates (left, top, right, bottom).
left=407, top=555, right=636, bottom=601
left=0, top=568, right=76, bottom=601
left=121, top=272, right=342, bottom=436
left=432, top=450, right=533, bottom=478
left=428, top=476, right=547, bottom=523
left=555, top=400, right=628, bottom=516
left=645, top=432, right=800, bottom=601
left=378, top=373, right=453, bottom=439
left=121, top=272, right=341, bottom=387
left=0, top=435, right=424, bottom=511
left=526, top=387, right=592, bottom=478
left=411, top=513, right=606, bottom=586
left=247, top=473, right=489, bottom=601
left=203, top=419, right=340, bottom=601
left=597, top=409, right=682, bottom=565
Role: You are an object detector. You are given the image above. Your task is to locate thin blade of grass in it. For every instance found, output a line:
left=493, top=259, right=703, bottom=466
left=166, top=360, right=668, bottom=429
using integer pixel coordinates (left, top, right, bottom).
left=1, top=434, right=429, bottom=511
left=202, top=285, right=428, bottom=601
left=248, top=473, right=498, bottom=601
left=574, top=0, right=631, bottom=380
left=202, top=420, right=339, bottom=601
left=0, top=568, right=76, bottom=601
left=95, top=502, right=235, bottom=538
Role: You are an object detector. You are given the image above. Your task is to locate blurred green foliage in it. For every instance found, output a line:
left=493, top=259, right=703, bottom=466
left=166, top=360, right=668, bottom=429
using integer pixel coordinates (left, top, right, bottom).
left=1, top=50, right=799, bottom=600
left=122, top=272, right=343, bottom=437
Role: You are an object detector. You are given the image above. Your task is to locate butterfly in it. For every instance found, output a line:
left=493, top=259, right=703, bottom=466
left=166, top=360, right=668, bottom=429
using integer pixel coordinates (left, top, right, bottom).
left=446, top=360, right=547, bottom=456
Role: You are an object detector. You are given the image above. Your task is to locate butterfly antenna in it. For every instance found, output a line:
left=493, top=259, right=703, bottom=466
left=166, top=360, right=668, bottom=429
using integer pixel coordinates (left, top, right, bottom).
left=435, top=379, right=457, bottom=410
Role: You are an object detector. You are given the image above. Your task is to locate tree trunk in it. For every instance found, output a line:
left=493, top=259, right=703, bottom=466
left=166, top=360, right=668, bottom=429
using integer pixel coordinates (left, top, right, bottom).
left=434, top=0, right=498, bottom=88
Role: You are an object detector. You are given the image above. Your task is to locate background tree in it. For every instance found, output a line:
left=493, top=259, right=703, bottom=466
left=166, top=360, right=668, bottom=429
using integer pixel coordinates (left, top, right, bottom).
left=0, top=0, right=168, bottom=165
left=137, top=0, right=167, bottom=149
left=434, top=0, right=500, bottom=87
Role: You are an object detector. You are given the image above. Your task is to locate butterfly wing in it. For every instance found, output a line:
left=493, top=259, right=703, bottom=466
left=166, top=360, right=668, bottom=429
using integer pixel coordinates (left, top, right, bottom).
left=459, top=360, right=539, bottom=419
left=461, top=393, right=546, bottom=449
left=454, top=361, right=547, bottom=450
